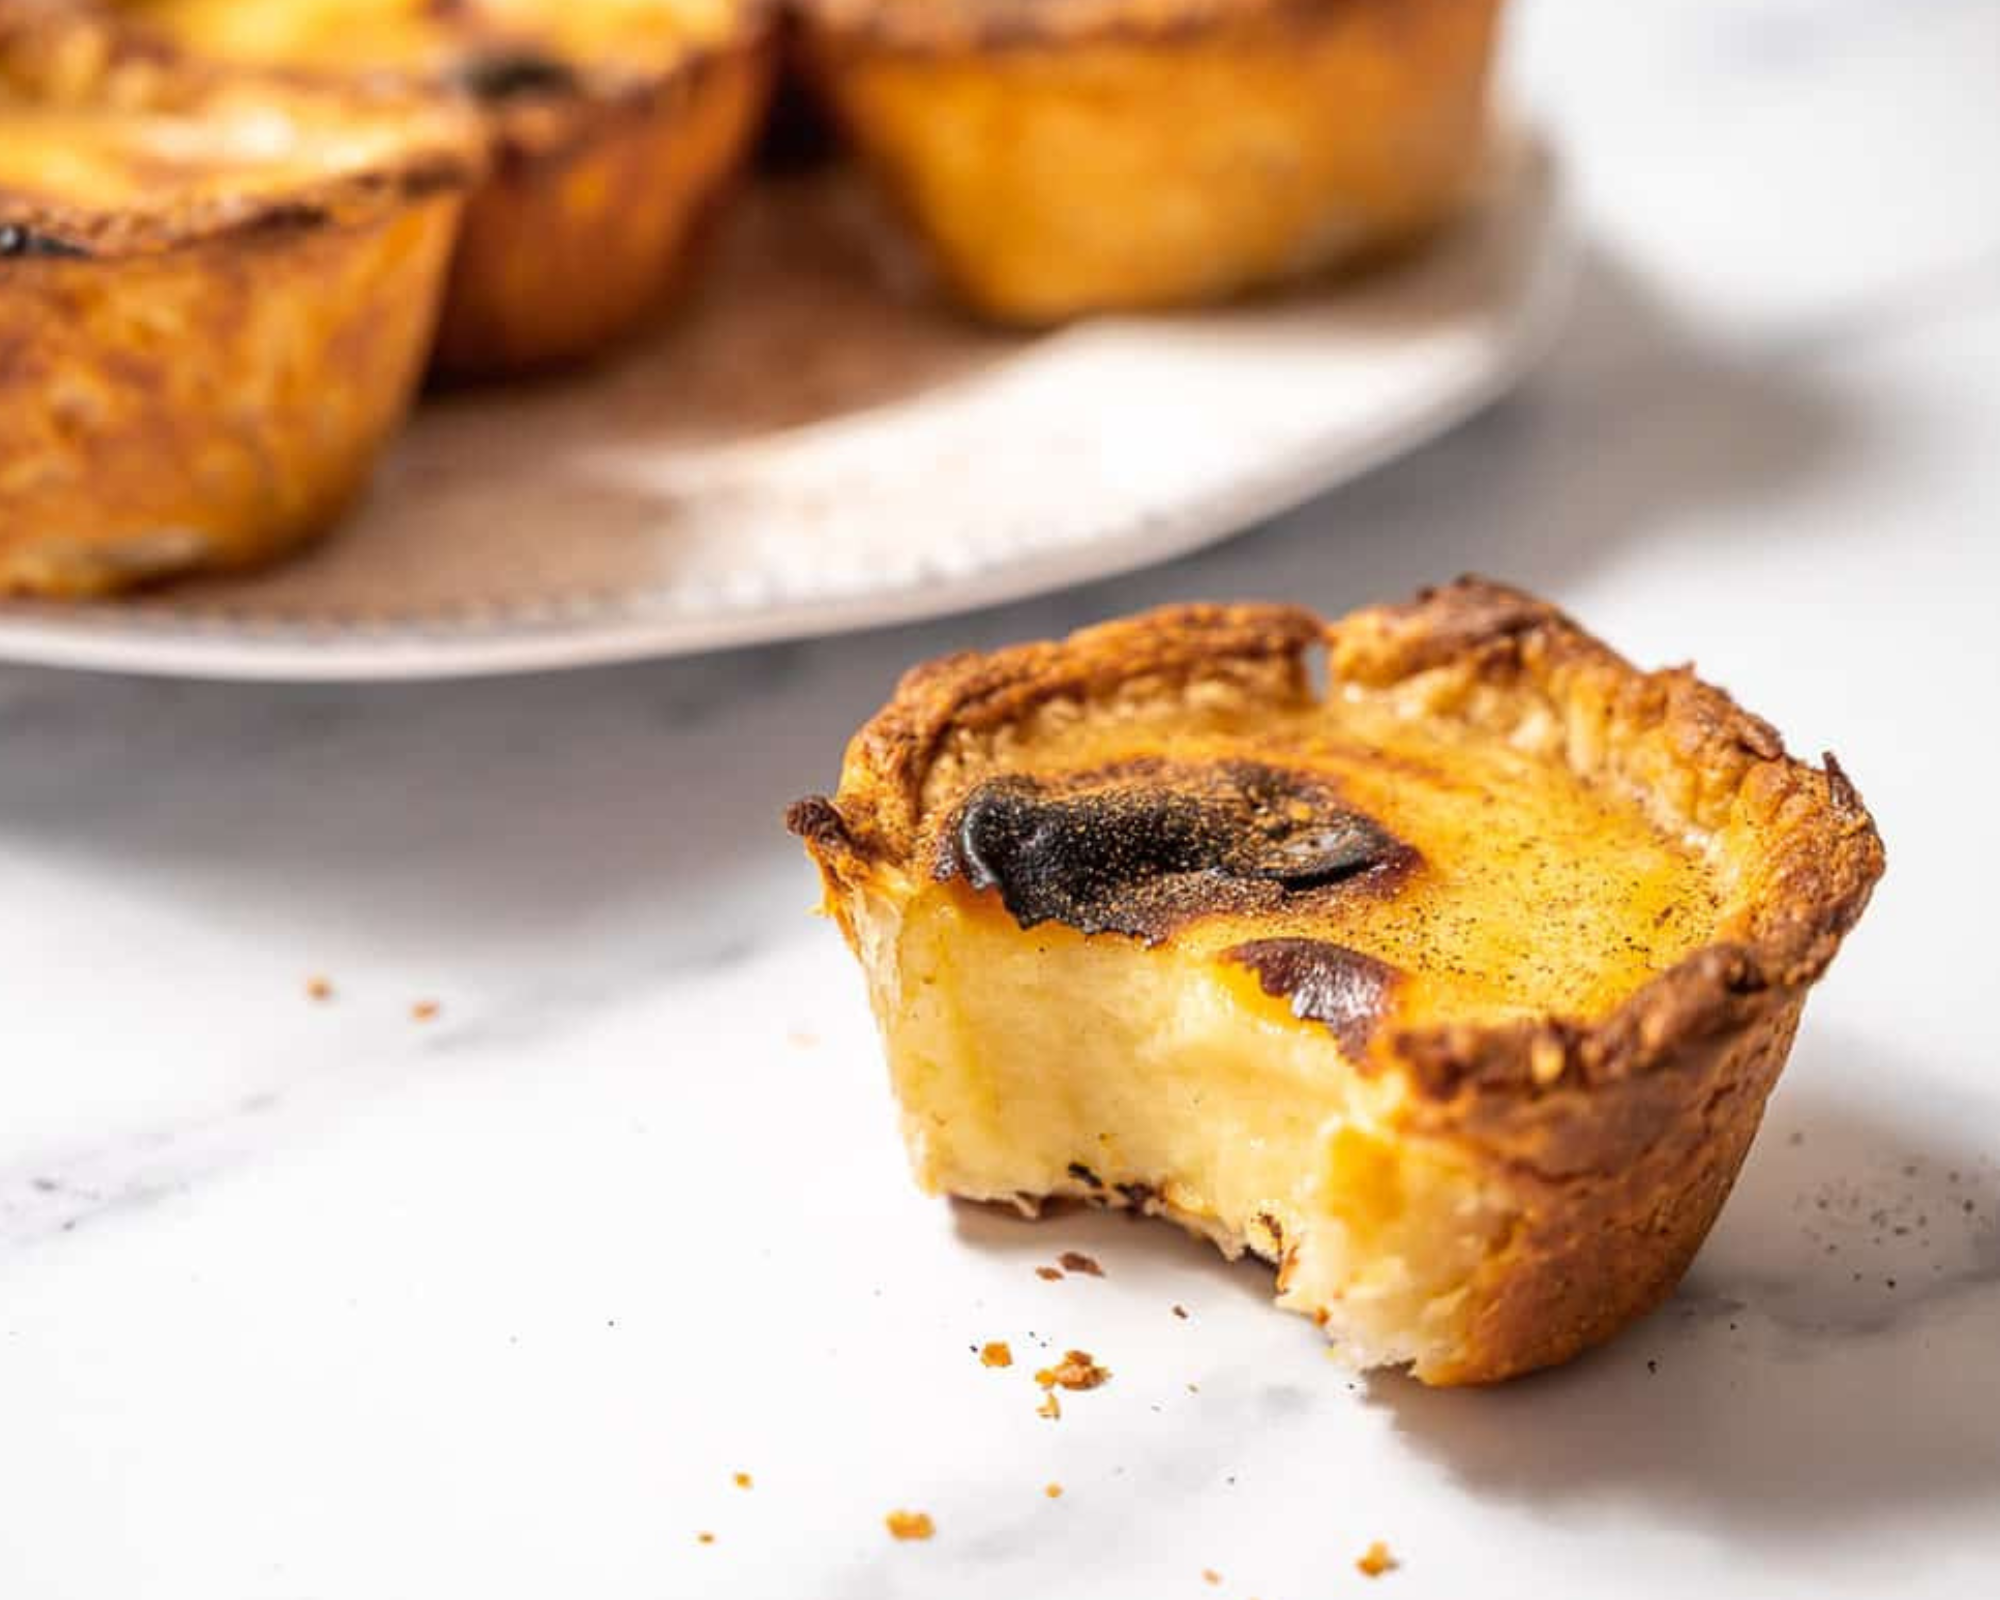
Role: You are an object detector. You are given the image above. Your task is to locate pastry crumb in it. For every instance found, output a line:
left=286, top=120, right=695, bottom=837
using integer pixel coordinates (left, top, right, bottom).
left=1034, top=1266, right=1063, bottom=1282
left=733, top=1471, right=752, bottom=1489
left=1035, top=1350, right=1110, bottom=1391
left=1058, top=1251, right=1104, bottom=1277
left=411, top=999, right=440, bottom=1022
left=1357, top=1541, right=1398, bottom=1577
left=980, top=1340, right=1013, bottom=1368
left=1202, top=1570, right=1222, bottom=1586
left=1172, top=1303, right=1189, bottom=1319
left=1037, top=1390, right=1061, bottom=1420
left=885, top=1510, right=934, bottom=1541
left=305, top=975, right=334, bottom=1002
left=696, top=1532, right=715, bottom=1546
left=1044, top=1482, right=1063, bottom=1499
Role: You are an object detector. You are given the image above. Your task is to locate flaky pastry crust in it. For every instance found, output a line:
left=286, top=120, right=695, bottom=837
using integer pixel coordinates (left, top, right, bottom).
left=790, top=579, right=1886, bottom=1382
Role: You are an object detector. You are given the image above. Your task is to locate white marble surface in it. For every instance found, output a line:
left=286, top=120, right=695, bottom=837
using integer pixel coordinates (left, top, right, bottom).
left=4, top=1, right=1999, bottom=1594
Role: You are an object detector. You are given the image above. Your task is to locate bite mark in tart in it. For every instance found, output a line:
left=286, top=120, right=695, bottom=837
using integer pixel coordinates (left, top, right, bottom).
left=0, top=11, right=478, bottom=596
left=788, top=579, right=1885, bottom=1384
left=117, top=0, right=777, bottom=377
left=798, top=0, right=1505, bottom=323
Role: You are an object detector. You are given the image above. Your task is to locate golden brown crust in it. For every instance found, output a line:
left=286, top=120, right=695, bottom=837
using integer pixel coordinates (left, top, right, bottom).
left=789, top=579, right=1887, bottom=1382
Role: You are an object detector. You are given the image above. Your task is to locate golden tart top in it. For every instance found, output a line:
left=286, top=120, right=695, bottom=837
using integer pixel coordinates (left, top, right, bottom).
left=0, top=10, right=477, bottom=256
left=115, top=0, right=764, bottom=95
left=789, top=578, right=1885, bottom=1099
left=800, top=0, right=1489, bottom=50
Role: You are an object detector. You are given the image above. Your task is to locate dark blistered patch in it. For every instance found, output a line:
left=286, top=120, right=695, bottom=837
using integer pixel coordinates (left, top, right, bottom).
left=785, top=795, right=851, bottom=853
left=1224, top=938, right=1402, bottom=1056
left=934, top=761, right=1414, bottom=945
left=0, top=224, right=89, bottom=260
left=455, top=48, right=579, bottom=101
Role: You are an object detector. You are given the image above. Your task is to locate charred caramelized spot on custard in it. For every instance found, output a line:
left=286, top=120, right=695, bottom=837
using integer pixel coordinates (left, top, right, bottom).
left=936, top=761, right=1415, bottom=944
left=0, top=223, right=88, bottom=260
left=1225, top=938, right=1403, bottom=1056
left=455, top=48, right=579, bottom=101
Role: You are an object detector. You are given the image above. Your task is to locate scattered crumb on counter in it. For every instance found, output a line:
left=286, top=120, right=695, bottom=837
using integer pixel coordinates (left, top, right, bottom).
left=980, top=1341, right=1013, bottom=1368
left=1035, top=1266, right=1063, bottom=1282
left=1044, top=1482, right=1063, bottom=1499
left=305, top=976, right=334, bottom=1002
left=1037, top=1390, right=1061, bottom=1420
left=1357, top=1541, right=1397, bottom=1577
left=1035, top=1350, right=1110, bottom=1391
left=411, top=1000, right=440, bottom=1022
left=786, top=1029, right=819, bottom=1049
left=733, top=1472, right=752, bottom=1489
left=697, top=1532, right=715, bottom=1546
left=885, top=1510, right=934, bottom=1541
left=1172, top=1304, right=1189, bottom=1320
left=1059, top=1251, right=1104, bottom=1277
left=1646, top=1359, right=1658, bottom=1374
left=1202, top=1570, right=1222, bottom=1586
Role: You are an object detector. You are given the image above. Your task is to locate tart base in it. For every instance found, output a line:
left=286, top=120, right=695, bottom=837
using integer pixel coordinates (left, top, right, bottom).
left=431, top=37, right=776, bottom=379
left=0, top=194, right=462, bottom=597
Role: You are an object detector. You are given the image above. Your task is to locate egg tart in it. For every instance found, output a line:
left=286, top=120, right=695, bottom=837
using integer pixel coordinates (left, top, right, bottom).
left=119, top=0, right=777, bottom=377
left=0, top=9, right=476, bottom=596
left=797, top=0, right=1504, bottom=323
left=788, top=580, right=1885, bottom=1383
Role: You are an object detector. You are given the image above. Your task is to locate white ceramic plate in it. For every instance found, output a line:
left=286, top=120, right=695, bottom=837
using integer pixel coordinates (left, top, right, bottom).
left=0, top=134, right=1571, bottom=681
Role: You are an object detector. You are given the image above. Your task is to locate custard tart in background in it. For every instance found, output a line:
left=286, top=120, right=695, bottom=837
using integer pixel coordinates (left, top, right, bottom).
left=0, top=7, right=477, bottom=596
left=797, top=0, right=1505, bottom=323
left=116, top=0, right=777, bottom=377
left=789, top=579, right=1885, bottom=1384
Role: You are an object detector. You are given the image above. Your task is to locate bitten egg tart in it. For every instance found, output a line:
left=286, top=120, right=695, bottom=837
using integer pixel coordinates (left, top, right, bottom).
left=0, top=12, right=476, bottom=596
left=798, top=0, right=1504, bottom=323
left=120, top=0, right=777, bottom=376
left=789, top=580, right=1885, bottom=1384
